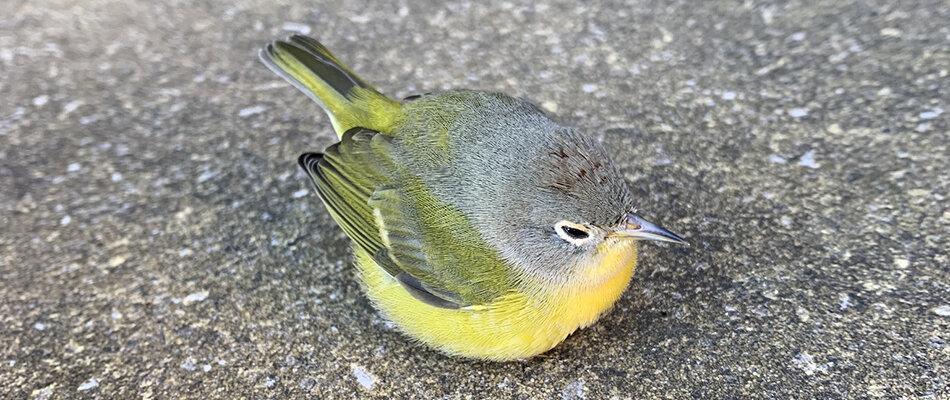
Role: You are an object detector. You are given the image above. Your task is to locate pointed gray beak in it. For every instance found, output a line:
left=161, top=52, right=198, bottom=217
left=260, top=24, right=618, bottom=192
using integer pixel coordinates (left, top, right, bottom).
left=611, top=213, right=688, bottom=245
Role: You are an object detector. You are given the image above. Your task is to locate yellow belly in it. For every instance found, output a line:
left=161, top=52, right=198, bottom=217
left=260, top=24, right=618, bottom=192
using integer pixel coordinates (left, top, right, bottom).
left=354, top=240, right=638, bottom=361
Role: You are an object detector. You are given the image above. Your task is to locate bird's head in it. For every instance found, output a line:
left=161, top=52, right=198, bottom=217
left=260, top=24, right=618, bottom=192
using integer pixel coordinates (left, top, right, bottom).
left=483, top=127, right=687, bottom=288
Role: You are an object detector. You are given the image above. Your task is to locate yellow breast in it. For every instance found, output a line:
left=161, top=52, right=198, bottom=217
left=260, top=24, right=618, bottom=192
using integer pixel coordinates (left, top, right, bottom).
left=354, top=239, right=638, bottom=361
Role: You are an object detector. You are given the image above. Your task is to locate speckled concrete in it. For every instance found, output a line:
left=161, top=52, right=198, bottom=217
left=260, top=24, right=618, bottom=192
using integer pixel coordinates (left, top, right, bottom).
left=1, top=1, right=948, bottom=398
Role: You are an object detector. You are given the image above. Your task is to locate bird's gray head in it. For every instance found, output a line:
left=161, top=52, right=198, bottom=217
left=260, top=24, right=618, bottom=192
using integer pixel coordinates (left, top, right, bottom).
left=419, top=91, right=686, bottom=286
left=485, top=127, right=676, bottom=285
left=461, top=125, right=686, bottom=286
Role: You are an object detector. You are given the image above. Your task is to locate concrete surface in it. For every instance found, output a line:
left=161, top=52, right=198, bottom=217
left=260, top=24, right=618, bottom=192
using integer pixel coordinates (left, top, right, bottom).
left=1, top=0, right=948, bottom=398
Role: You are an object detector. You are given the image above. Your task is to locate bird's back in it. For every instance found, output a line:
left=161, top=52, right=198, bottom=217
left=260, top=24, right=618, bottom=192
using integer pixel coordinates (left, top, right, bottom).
left=393, top=90, right=557, bottom=170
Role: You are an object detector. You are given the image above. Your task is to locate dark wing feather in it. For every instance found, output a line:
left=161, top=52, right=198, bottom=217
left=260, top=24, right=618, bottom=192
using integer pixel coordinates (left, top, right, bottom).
left=298, top=127, right=467, bottom=308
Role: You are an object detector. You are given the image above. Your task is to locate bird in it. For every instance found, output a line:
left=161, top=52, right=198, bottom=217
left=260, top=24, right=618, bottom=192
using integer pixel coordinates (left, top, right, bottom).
left=259, top=35, right=687, bottom=361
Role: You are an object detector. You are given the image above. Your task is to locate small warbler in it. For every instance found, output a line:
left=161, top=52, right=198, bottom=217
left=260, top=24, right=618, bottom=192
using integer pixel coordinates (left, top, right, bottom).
left=260, top=35, right=687, bottom=361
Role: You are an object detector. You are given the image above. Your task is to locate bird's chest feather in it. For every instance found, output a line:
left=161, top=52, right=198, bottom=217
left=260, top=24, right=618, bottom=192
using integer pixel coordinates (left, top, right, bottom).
left=539, top=240, right=638, bottom=331
left=354, top=241, right=638, bottom=360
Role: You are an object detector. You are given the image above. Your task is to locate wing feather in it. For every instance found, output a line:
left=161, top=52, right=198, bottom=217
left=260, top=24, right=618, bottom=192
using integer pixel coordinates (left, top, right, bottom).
left=299, top=127, right=477, bottom=308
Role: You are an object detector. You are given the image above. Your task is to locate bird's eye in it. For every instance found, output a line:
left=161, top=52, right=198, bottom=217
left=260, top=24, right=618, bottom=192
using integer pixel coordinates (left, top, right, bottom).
left=562, top=225, right=589, bottom=239
left=554, top=220, right=592, bottom=245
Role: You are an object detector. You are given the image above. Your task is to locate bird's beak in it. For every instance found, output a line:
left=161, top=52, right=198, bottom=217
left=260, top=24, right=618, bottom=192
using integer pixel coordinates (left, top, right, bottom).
left=610, top=213, right=689, bottom=245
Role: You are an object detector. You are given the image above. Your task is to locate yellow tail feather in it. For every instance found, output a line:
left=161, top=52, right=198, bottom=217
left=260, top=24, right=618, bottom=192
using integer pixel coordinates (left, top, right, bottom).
left=260, top=35, right=402, bottom=136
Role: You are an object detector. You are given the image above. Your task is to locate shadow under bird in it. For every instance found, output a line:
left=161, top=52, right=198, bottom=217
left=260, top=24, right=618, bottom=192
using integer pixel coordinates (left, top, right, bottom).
left=259, top=35, right=687, bottom=361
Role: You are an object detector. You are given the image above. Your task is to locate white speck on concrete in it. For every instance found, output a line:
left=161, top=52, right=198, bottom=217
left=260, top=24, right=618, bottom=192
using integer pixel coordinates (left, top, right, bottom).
left=292, top=189, right=309, bottom=198
left=839, top=293, right=852, bottom=310
left=915, top=122, right=931, bottom=133
left=653, top=155, right=672, bottom=166
left=178, top=248, right=193, bottom=257
left=796, top=307, right=810, bottom=322
left=760, top=7, right=775, bottom=24
left=798, top=150, right=819, bottom=169
left=893, top=257, right=910, bottom=269
left=34, top=322, right=47, bottom=331
left=60, top=215, right=71, bottom=226
left=202, top=364, right=212, bottom=372
left=793, top=352, right=820, bottom=375
left=238, top=105, right=267, bottom=117
left=541, top=100, right=558, bottom=113
left=351, top=364, right=376, bottom=390
left=281, top=22, right=311, bottom=35
left=581, top=83, right=597, bottom=93
left=828, top=51, right=849, bottom=63
left=299, top=377, right=317, bottom=390
left=253, top=81, right=291, bottom=91
left=77, top=378, right=99, bottom=391
left=79, top=114, right=101, bottom=125
left=933, top=305, right=950, bottom=317
left=108, top=254, right=128, bottom=267
left=32, top=95, right=49, bottom=106
left=721, top=91, right=736, bottom=100
left=497, top=377, right=510, bottom=389
left=919, top=107, right=943, bottom=120
left=779, top=216, right=793, bottom=228
left=263, top=377, right=277, bottom=388
left=862, top=281, right=883, bottom=292
left=180, top=358, right=197, bottom=371
left=561, top=379, right=586, bottom=400
left=181, top=290, right=209, bottom=304
left=67, top=163, right=81, bottom=172
left=788, top=32, right=806, bottom=42
left=880, top=27, right=902, bottom=37
left=788, top=107, right=809, bottom=118
left=33, top=385, right=54, bottom=400
left=197, top=170, right=218, bottom=183
left=168, top=102, right=186, bottom=113
left=349, top=14, right=372, bottom=24
left=768, top=154, right=787, bottom=164
left=63, top=100, right=82, bottom=114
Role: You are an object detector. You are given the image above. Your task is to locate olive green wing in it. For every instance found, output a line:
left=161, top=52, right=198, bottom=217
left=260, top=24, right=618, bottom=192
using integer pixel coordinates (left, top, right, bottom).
left=299, top=128, right=512, bottom=308
left=298, top=128, right=391, bottom=261
left=368, top=182, right=515, bottom=307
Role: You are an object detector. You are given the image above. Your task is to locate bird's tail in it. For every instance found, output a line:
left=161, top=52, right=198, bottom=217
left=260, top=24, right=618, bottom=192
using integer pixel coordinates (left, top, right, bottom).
left=259, top=35, right=402, bottom=136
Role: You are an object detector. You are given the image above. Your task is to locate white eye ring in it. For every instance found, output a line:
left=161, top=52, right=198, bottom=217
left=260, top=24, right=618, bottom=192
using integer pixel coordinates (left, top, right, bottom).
left=554, top=220, right=592, bottom=246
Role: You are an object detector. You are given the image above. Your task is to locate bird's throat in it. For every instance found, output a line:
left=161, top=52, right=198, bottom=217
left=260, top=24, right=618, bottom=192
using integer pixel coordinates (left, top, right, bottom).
left=573, top=239, right=638, bottom=290
left=543, top=239, right=638, bottom=329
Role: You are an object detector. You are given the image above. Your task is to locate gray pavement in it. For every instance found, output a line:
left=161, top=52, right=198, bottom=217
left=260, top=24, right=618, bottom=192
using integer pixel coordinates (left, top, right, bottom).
left=1, top=0, right=948, bottom=398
